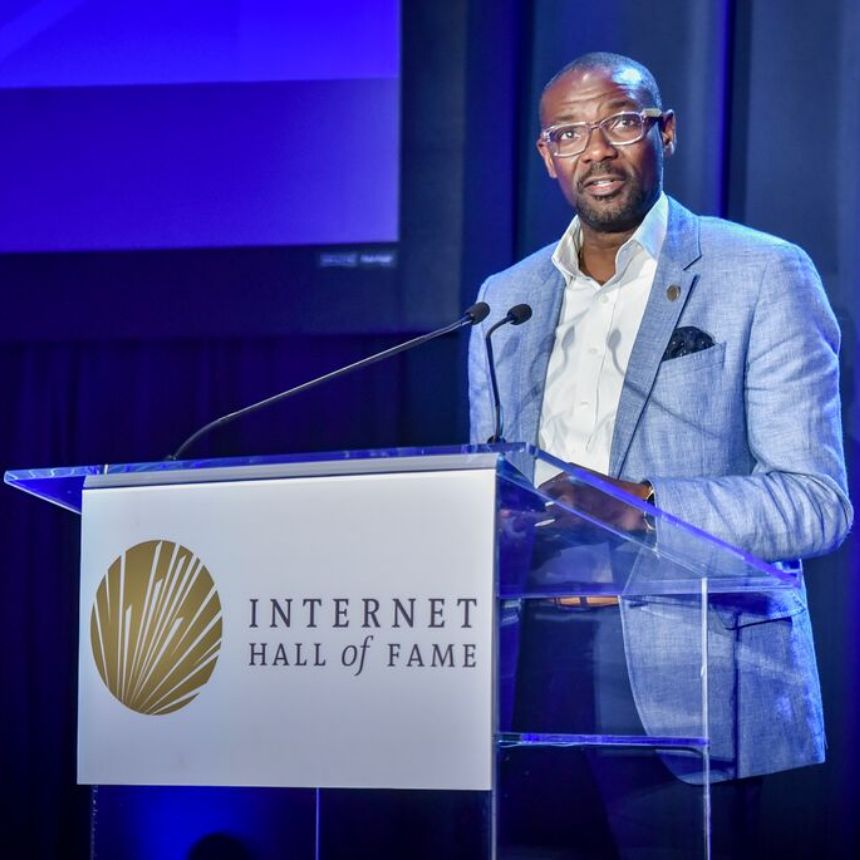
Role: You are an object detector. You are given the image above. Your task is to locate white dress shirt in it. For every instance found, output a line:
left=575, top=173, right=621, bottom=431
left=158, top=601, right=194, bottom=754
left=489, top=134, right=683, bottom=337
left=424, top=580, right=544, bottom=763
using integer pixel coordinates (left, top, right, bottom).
left=535, top=194, right=669, bottom=486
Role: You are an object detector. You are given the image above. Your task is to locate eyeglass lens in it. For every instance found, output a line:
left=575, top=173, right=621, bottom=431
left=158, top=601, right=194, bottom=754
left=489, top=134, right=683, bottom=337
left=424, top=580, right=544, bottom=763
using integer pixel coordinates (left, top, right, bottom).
left=548, top=112, right=648, bottom=157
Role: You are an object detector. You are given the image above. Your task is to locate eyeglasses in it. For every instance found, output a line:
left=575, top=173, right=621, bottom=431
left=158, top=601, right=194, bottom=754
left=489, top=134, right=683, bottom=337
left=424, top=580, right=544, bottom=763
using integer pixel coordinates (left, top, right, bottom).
left=539, top=108, right=664, bottom=158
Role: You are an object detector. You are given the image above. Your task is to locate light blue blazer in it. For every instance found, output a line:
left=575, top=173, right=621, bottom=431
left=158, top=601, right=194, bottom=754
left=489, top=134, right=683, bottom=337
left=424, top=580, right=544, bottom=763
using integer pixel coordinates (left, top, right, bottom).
left=469, top=198, right=853, bottom=781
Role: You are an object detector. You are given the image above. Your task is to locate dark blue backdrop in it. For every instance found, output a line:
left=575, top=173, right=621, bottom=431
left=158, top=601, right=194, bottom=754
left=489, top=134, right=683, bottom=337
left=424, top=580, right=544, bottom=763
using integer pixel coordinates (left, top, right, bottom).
left=2, top=2, right=858, bottom=857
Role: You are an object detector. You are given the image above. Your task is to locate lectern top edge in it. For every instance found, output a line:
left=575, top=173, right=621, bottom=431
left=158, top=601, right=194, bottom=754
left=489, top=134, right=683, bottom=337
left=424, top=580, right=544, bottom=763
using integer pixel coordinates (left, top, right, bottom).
left=4, top=442, right=794, bottom=589
left=4, top=444, right=521, bottom=514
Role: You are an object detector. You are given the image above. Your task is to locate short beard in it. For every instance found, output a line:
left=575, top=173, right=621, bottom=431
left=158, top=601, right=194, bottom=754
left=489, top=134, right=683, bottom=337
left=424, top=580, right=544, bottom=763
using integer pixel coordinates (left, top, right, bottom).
left=575, top=182, right=659, bottom=234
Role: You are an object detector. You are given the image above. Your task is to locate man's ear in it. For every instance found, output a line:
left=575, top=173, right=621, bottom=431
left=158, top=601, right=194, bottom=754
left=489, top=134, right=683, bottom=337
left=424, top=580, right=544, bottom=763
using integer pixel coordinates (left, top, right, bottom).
left=661, top=110, right=677, bottom=157
left=536, top=139, right=558, bottom=178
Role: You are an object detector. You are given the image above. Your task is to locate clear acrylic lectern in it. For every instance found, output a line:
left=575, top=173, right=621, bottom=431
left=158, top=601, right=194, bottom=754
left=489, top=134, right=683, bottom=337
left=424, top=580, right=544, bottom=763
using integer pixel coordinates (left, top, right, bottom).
left=6, top=444, right=797, bottom=859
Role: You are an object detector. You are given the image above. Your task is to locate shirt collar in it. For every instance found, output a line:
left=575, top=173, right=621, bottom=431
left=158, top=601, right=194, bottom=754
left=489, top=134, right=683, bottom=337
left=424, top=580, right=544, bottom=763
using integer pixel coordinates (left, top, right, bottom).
left=552, top=192, right=669, bottom=281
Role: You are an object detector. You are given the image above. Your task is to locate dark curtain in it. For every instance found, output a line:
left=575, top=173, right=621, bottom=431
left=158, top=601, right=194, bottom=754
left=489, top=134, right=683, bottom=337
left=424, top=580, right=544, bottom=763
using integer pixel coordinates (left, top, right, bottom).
left=2, top=1, right=859, bottom=857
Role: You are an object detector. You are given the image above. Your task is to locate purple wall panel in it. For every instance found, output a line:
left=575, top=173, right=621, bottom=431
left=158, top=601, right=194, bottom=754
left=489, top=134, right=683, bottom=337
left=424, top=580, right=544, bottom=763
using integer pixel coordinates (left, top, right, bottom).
left=0, top=1, right=400, bottom=251
left=0, top=78, right=399, bottom=250
left=0, top=0, right=399, bottom=87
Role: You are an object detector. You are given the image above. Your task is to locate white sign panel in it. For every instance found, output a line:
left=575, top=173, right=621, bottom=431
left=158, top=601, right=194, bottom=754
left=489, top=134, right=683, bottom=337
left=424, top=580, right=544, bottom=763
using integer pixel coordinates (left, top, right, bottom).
left=78, top=468, right=496, bottom=790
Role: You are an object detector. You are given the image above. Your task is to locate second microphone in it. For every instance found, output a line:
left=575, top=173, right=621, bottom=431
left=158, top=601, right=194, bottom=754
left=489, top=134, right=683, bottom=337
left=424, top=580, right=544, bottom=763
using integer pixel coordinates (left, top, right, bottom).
left=483, top=304, right=533, bottom=444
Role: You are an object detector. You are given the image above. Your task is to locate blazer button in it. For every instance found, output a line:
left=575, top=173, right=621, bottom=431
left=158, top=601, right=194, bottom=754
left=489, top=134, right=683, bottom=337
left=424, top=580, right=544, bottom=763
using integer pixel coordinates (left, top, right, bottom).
left=666, top=284, right=681, bottom=301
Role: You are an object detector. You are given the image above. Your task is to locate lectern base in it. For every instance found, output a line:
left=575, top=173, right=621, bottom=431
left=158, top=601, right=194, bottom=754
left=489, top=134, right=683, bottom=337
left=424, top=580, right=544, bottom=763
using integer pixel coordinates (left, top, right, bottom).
left=90, top=745, right=711, bottom=860
left=90, top=785, right=492, bottom=860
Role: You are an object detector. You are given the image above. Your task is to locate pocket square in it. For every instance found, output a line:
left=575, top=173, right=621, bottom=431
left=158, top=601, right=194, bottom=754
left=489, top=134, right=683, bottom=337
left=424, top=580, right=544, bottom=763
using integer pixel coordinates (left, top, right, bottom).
left=662, top=326, right=714, bottom=361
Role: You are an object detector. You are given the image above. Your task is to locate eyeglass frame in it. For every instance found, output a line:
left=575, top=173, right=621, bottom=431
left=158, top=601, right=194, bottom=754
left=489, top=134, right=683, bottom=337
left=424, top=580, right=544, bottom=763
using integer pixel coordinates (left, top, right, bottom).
left=538, top=108, right=666, bottom=158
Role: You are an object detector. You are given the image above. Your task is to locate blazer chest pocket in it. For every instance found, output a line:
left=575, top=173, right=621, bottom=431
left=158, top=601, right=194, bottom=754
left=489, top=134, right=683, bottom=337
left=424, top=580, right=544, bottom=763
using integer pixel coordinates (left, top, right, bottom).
left=647, top=341, right=728, bottom=425
left=654, top=340, right=726, bottom=384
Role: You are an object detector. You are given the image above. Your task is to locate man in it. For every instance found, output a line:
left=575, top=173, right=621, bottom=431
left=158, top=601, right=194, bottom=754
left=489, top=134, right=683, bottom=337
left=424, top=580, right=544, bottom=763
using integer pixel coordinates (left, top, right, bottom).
left=469, top=53, right=852, bottom=857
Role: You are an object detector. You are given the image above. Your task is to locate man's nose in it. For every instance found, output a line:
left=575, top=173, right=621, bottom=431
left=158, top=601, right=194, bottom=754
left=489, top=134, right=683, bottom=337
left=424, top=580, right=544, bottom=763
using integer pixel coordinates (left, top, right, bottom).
left=580, top=125, right=618, bottom=161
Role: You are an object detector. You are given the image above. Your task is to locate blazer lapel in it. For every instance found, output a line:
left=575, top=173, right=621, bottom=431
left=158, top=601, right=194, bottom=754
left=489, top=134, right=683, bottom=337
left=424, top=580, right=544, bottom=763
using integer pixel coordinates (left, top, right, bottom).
left=514, top=259, right=565, bottom=445
left=609, top=198, right=703, bottom=476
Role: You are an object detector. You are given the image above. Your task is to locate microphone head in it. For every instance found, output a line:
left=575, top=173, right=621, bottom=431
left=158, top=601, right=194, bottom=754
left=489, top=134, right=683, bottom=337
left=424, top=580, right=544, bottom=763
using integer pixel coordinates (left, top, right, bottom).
left=464, top=301, right=490, bottom=324
left=507, top=303, right=533, bottom=326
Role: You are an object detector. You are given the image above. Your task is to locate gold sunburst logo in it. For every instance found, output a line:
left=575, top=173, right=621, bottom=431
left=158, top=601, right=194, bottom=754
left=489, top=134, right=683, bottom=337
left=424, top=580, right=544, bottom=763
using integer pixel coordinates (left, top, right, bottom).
left=90, top=540, right=223, bottom=715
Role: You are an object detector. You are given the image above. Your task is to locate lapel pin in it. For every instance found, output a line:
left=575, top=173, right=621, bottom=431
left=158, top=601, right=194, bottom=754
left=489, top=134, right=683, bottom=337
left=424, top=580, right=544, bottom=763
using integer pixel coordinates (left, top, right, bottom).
left=666, top=284, right=681, bottom=302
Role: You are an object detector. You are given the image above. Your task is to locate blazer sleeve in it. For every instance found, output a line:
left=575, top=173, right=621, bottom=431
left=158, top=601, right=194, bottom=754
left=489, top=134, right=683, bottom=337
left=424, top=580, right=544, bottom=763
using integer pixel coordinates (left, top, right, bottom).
left=468, top=277, right=495, bottom=445
left=648, top=244, right=853, bottom=561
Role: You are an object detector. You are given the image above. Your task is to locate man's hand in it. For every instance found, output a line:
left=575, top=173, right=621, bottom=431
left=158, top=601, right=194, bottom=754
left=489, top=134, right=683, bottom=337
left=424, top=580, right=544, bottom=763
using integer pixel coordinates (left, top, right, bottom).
left=539, top=467, right=652, bottom=533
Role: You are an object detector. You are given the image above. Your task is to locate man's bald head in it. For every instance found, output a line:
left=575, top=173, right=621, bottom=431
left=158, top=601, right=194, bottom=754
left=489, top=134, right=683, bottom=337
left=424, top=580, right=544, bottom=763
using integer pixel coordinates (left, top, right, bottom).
left=540, top=52, right=663, bottom=123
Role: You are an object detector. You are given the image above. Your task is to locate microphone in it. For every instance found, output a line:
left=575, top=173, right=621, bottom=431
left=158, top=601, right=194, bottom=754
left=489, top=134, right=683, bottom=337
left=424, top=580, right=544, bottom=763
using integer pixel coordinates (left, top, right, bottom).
left=484, top=304, right=533, bottom=443
left=168, top=302, right=490, bottom=461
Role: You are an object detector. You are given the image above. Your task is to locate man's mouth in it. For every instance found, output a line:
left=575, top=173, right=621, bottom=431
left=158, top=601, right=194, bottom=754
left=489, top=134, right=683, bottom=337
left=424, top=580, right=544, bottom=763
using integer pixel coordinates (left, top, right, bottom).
left=580, top=174, right=626, bottom=197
